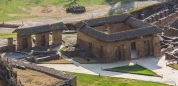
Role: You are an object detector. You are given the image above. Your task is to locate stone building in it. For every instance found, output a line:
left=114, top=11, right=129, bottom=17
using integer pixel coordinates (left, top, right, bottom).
left=75, top=14, right=162, bottom=63
left=13, top=22, right=67, bottom=50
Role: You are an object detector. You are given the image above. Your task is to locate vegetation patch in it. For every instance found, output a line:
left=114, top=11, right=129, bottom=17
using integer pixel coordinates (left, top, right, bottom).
left=104, top=64, right=159, bottom=76
left=70, top=56, right=99, bottom=64
left=70, top=72, right=169, bottom=86
left=167, top=63, right=178, bottom=70
left=14, top=68, right=62, bottom=86
left=38, top=58, right=73, bottom=64
left=0, top=33, right=17, bottom=38
left=0, top=0, right=135, bottom=21
left=59, top=46, right=67, bottom=52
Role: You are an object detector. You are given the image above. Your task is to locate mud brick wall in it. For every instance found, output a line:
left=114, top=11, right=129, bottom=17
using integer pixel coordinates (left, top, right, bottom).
left=152, top=34, right=161, bottom=57
left=17, top=34, right=32, bottom=50
left=35, top=32, right=49, bottom=47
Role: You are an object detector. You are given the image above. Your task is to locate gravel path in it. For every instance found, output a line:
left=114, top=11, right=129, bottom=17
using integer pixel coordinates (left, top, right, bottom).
left=4, top=1, right=164, bottom=28
left=39, top=55, right=177, bottom=85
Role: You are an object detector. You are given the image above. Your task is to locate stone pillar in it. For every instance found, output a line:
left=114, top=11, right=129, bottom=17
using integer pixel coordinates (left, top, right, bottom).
left=52, top=30, right=62, bottom=46
left=156, top=13, right=160, bottom=21
left=141, top=14, right=145, bottom=20
left=107, top=24, right=112, bottom=34
left=136, top=37, right=145, bottom=59
left=151, top=16, right=155, bottom=22
left=159, top=19, right=163, bottom=27
left=152, top=34, right=161, bottom=57
left=165, top=9, right=169, bottom=17
left=123, top=42, right=131, bottom=60
left=7, top=37, right=15, bottom=52
left=161, top=11, right=165, bottom=18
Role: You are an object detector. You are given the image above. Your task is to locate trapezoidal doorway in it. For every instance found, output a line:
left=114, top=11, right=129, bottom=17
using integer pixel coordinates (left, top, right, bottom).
left=41, top=35, right=46, bottom=46
left=22, top=38, right=28, bottom=49
left=115, top=46, right=122, bottom=61
left=131, top=42, right=137, bottom=59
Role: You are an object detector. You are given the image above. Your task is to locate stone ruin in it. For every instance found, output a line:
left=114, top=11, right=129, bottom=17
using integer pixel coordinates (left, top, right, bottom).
left=0, top=56, right=22, bottom=86
left=26, top=50, right=61, bottom=63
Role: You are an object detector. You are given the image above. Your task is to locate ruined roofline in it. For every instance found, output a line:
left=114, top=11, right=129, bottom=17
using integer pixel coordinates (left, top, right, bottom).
left=12, top=22, right=67, bottom=36
left=79, top=25, right=162, bottom=42
left=50, top=22, right=68, bottom=30
left=75, top=14, right=135, bottom=28
left=75, top=14, right=152, bottom=29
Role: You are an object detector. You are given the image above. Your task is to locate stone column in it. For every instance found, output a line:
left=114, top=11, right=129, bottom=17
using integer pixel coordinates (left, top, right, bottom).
left=136, top=38, right=145, bottom=59
left=141, top=14, right=145, bottom=20
left=151, top=16, right=155, bottom=22
left=7, top=37, right=15, bottom=52
left=161, top=11, right=165, bottom=18
left=107, top=24, right=112, bottom=34
left=159, top=19, right=163, bottom=27
left=165, top=9, right=169, bottom=17
left=156, top=13, right=160, bottom=21
left=52, top=30, right=62, bottom=46
left=123, top=42, right=131, bottom=60
left=152, top=34, right=161, bottom=57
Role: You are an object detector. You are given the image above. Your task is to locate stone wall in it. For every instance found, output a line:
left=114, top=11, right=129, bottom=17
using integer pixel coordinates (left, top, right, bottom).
left=35, top=32, right=49, bottom=47
left=131, top=2, right=177, bottom=20
left=5, top=57, right=77, bottom=86
left=161, top=45, right=174, bottom=56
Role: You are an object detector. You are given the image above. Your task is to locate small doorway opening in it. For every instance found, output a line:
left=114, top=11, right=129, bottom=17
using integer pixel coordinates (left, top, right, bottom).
left=144, top=40, right=150, bottom=56
left=115, top=46, right=122, bottom=60
left=41, top=35, right=46, bottom=46
left=131, top=42, right=137, bottom=59
left=22, top=38, right=28, bottom=49
left=99, top=45, right=103, bottom=58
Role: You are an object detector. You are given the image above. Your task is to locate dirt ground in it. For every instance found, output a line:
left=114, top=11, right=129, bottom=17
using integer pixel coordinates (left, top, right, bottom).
left=14, top=68, right=62, bottom=86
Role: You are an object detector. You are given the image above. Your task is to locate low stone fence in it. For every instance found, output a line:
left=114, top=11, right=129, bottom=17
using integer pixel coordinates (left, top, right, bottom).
left=0, top=23, right=21, bottom=28
left=161, top=45, right=174, bottom=56
left=33, top=51, right=57, bottom=56
left=4, top=57, right=76, bottom=86
left=34, top=54, right=60, bottom=63
left=0, top=45, right=15, bottom=52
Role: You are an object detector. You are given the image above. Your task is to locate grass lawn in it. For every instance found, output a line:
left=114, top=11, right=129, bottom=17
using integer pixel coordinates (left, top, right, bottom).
left=0, top=33, right=17, bottom=38
left=38, top=58, right=73, bottom=64
left=0, top=0, right=134, bottom=21
left=167, top=63, right=178, bottom=70
left=70, top=56, right=99, bottom=64
left=70, top=72, right=169, bottom=86
left=104, top=64, right=159, bottom=76
left=14, top=68, right=62, bottom=86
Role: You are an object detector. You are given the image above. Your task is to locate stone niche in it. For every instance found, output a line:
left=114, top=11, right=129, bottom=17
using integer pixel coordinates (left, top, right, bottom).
left=35, top=32, right=49, bottom=47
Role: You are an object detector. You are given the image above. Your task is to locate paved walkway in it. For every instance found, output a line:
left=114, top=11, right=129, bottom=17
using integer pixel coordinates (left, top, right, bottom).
left=39, top=55, right=177, bottom=85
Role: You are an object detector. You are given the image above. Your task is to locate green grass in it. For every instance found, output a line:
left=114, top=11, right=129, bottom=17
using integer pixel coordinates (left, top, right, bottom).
left=0, top=33, right=17, bottom=38
left=38, top=58, right=73, bottom=64
left=70, top=56, right=99, bottom=64
left=104, top=64, right=159, bottom=76
left=70, top=72, right=169, bottom=86
left=167, top=63, right=178, bottom=70
left=0, top=0, right=134, bottom=21
left=59, top=46, right=67, bottom=52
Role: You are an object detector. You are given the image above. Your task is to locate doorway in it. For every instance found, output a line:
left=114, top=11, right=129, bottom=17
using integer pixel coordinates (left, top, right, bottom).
left=131, top=42, right=137, bottom=59
left=41, top=35, right=46, bottom=46
left=115, top=46, right=122, bottom=60
left=22, top=38, right=28, bottom=49
left=144, top=40, right=150, bottom=56
left=99, top=45, right=103, bottom=58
